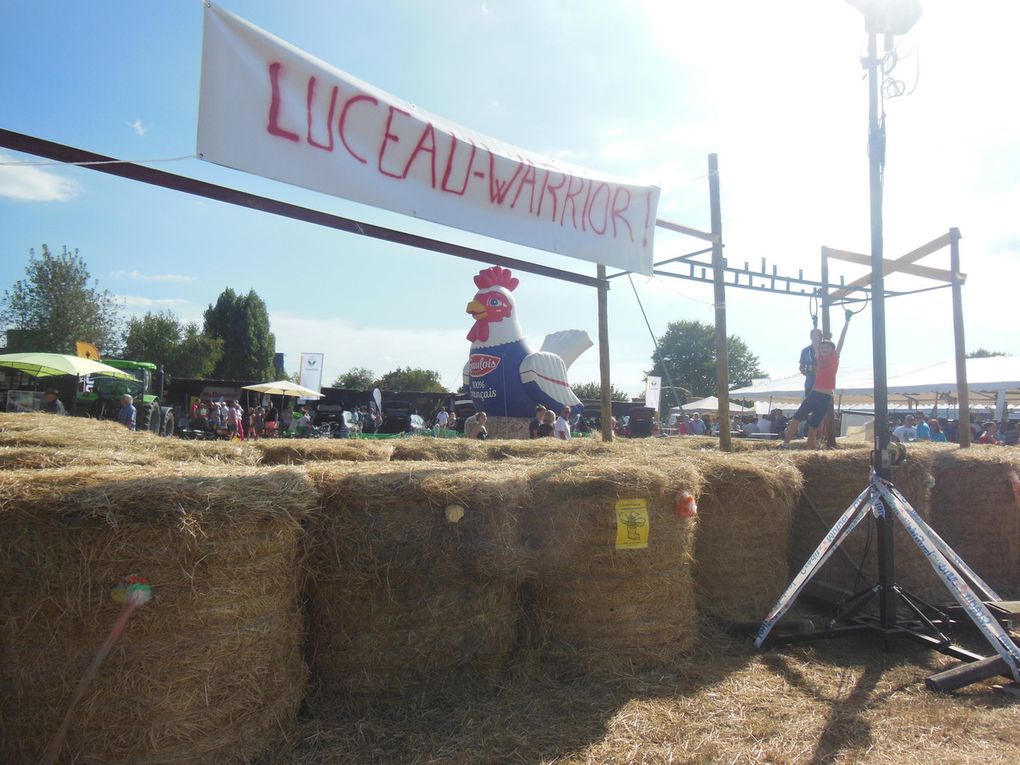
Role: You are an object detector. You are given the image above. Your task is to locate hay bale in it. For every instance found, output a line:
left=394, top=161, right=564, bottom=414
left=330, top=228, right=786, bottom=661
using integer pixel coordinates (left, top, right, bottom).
left=479, top=415, right=531, bottom=439
left=0, top=464, right=314, bottom=764
left=789, top=446, right=945, bottom=605
left=389, top=437, right=487, bottom=462
left=0, top=444, right=167, bottom=470
left=485, top=437, right=615, bottom=460
left=254, top=438, right=393, bottom=465
left=930, top=446, right=1020, bottom=599
left=0, top=411, right=138, bottom=449
left=304, top=461, right=529, bottom=698
left=690, top=452, right=803, bottom=624
left=523, top=458, right=703, bottom=670
left=0, top=413, right=261, bottom=466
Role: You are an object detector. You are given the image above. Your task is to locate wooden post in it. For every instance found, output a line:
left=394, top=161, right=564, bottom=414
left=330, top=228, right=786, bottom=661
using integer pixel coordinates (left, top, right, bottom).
left=597, top=264, right=613, bottom=442
left=709, top=154, right=731, bottom=452
left=821, top=247, right=837, bottom=447
left=950, top=228, right=970, bottom=447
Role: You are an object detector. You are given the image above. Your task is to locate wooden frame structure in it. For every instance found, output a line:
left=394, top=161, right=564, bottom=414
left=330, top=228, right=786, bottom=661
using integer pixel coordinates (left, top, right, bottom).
left=821, top=229, right=971, bottom=446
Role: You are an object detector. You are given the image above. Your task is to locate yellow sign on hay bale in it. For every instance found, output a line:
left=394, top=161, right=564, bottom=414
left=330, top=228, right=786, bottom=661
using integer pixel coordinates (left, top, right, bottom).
left=615, top=498, right=650, bottom=549
left=524, top=459, right=703, bottom=672
left=0, top=464, right=314, bottom=764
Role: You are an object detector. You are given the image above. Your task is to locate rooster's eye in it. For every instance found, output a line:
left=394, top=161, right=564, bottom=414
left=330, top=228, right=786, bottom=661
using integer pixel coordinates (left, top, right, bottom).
left=487, top=298, right=501, bottom=308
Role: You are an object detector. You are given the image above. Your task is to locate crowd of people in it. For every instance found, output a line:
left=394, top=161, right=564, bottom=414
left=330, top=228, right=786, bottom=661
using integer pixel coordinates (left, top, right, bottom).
left=24, top=386, right=1020, bottom=446
left=187, top=398, right=319, bottom=439
left=889, top=413, right=1016, bottom=445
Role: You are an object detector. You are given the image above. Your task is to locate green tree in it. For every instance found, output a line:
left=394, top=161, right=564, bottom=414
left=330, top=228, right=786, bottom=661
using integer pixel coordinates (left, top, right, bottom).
left=376, top=367, right=446, bottom=392
left=0, top=245, right=122, bottom=353
left=967, top=348, right=1007, bottom=358
left=332, top=367, right=376, bottom=389
left=122, top=310, right=223, bottom=378
left=648, top=320, right=763, bottom=399
left=203, top=288, right=276, bottom=380
left=571, top=381, right=631, bottom=401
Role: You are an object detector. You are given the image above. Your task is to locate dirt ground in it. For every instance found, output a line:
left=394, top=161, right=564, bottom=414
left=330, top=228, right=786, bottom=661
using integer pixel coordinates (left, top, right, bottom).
left=263, top=620, right=1020, bottom=765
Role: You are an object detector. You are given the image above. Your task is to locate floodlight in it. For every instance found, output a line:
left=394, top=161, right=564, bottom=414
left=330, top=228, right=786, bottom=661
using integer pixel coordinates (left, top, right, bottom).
left=846, top=0, right=922, bottom=35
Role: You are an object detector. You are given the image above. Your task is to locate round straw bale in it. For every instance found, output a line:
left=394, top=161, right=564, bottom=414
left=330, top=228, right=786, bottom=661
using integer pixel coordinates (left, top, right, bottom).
left=689, top=451, right=803, bottom=624
left=930, top=445, right=1020, bottom=598
left=304, top=461, right=530, bottom=699
left=788, top=447, right=944, bottom=605
left=254, top=438, right=393, bottom=465
left=0, top=464, right=314, bottom=764
left=522, top=458, right=702, bottom=671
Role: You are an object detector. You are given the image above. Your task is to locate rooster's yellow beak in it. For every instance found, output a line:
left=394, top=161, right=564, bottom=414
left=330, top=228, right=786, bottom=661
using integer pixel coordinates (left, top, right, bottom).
left=466, top=300, right=486, bottom=319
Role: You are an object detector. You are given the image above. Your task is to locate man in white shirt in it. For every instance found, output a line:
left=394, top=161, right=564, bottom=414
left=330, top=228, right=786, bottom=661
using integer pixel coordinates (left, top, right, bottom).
left=554, top=406, right=572, bottom=440
left=892, top=414, right=917, bottom=443
left=436, top=407, right=450, bottom=432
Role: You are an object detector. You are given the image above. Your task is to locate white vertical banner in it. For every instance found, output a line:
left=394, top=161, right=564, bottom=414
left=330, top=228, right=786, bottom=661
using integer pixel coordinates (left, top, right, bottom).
left=197, top=3, right=659, bottom=274
left=298, top=353, right=324, bottom=395
left=645, top=376, right=661, bottom=410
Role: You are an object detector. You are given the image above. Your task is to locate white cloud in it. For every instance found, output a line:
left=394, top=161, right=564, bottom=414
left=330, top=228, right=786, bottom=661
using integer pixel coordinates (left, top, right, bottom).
left=111, top=270, right=195, bottom=283
left=0, top=153, right=81, bottom=201
left=599, top=138, right=643, bottom=163
left=128, top=119, right=149, bottom=136
left=117, top=296, right=189, bottom=308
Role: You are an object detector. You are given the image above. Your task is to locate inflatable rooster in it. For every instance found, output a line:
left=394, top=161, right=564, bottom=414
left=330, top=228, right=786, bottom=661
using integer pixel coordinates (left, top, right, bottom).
left=464, top=266, right=592, bottom=418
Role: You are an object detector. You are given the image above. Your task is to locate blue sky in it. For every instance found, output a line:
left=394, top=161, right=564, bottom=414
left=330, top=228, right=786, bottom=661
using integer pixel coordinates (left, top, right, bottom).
left=1, top=1, right=1017, bottom=396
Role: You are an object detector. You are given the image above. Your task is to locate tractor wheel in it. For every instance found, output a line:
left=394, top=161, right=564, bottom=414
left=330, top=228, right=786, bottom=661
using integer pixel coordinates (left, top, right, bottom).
left=160, top=407, right=175, bottom=437
left=140, top=403, right=161, bottom=434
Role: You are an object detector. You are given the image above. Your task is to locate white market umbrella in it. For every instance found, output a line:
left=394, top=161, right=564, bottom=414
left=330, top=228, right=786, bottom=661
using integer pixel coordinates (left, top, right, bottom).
left=241, top=380, right=323, bottom=399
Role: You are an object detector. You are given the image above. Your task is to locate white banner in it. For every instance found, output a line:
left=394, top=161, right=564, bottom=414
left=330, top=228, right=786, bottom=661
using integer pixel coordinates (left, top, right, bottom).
left=198, top=3, right=659, bottom=275
left=298, top=353, right=324, bottom=395
left=645, top=376, right=661, bottom=410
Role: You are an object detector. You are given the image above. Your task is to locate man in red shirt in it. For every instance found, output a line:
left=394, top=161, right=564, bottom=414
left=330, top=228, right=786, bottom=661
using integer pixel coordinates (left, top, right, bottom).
left=781, top=313, right=851, bottom=450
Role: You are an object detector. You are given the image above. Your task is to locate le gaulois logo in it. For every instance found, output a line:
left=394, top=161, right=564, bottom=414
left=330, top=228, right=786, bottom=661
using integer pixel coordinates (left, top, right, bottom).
left=469, top=354, right=500, bottom=377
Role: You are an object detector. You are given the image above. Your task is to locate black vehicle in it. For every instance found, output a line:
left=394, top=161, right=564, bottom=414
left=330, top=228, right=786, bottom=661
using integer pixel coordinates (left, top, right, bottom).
left=452, top=398, right=476, bottom=434
left=379, top=400, right=425, bottom=434
left=624, top=406, right=657, bottom=438
left=314, top=403, right=358, bottom=437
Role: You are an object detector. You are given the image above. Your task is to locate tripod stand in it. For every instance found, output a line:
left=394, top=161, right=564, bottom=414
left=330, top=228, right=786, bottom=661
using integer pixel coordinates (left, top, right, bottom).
left=756, top=468, right=1020, bottom=690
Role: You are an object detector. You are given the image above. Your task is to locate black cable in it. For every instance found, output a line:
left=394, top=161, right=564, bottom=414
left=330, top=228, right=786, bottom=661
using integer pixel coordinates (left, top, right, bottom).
left=627, top=274, right=684, bottom=410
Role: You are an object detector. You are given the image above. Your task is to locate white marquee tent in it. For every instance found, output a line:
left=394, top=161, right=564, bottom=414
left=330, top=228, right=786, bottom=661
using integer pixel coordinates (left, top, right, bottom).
left=730, top=356, right=1020, bottom=418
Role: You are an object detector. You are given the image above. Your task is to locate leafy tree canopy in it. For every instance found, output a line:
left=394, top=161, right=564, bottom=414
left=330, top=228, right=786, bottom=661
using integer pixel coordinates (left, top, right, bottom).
left=967, top=348, right=1007, bottom=358
left=648, top=319, right=764, bottom=400
left=571, top=381, right=631, bottom=402
left=203, top=288, right=276, bottom=380
left=122, top=310, right=223, bottom=378
left=332, top=367, right=376, bottom=389
left=1, top=245, right=122, bottom=353
left=376, top=367, right=446, bottom=392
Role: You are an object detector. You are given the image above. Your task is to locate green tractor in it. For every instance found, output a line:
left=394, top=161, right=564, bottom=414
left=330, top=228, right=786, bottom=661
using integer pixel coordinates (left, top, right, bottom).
left=76, top=359, right=175, bottom=436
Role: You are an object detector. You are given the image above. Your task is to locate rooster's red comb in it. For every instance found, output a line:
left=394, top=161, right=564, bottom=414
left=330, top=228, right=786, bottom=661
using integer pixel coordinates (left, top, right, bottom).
left=473, top=266, right=519, bottom=292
